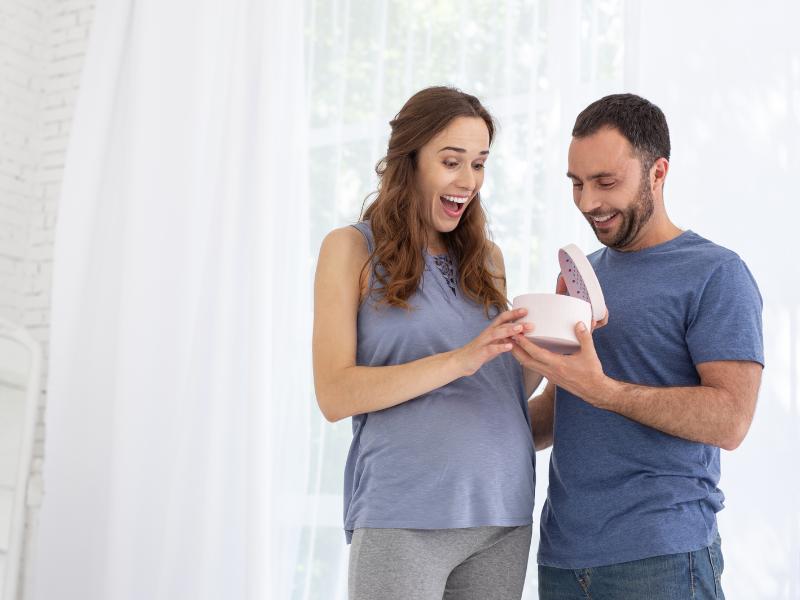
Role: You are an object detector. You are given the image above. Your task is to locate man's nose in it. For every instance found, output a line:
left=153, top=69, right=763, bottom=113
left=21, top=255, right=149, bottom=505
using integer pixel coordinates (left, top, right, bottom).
left=576, top=188, right=601, bottom=214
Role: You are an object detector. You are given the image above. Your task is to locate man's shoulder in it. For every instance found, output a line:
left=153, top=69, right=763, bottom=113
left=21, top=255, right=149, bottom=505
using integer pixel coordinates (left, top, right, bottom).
left=678, top=231, right=745, bottom=271
left=587, top=247, right=604, bottom=259
left=586, top=232, right=752, bottom=289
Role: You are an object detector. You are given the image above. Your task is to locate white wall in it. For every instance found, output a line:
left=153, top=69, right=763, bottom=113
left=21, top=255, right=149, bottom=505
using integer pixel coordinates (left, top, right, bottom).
left=627, top=3, right=800, bottom=597
left=0, top=0, right=94, bottom=597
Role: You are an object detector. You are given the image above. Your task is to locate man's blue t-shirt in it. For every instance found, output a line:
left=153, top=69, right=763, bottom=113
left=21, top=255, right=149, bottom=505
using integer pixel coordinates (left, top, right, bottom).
left=538, top=230, right=764, bottom=569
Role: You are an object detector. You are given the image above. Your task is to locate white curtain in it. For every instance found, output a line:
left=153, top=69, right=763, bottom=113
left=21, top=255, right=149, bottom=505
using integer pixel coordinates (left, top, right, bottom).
left=32, top=0, right=309, bottom=598
left=302, top=1, right=799, bottom=599
left=301, top=2, right=634, bottom=597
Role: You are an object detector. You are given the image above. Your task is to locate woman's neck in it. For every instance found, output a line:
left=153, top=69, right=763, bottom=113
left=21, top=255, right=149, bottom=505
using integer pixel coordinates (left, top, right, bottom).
left=426, top=230, right=448, bottom=255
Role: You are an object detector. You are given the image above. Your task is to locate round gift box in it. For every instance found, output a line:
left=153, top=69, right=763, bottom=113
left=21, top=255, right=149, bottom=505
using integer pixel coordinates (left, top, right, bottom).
left=511, top=293, right=592, bottom=354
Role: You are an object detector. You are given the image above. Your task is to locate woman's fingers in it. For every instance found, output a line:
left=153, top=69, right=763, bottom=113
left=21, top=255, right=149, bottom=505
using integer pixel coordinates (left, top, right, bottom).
left=491, top=308, right=527, bottom=327
left=464, top=310, right=535, bottom=371
left=492, top=341, right=514, bottom=354
left=487, top=323, right=524, bottom=342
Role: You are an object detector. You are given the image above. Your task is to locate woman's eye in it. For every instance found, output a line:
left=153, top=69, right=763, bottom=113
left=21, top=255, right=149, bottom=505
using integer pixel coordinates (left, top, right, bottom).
left=443, top=161, right=459, bottom=168
left=472, top=163, right=485, bottom=171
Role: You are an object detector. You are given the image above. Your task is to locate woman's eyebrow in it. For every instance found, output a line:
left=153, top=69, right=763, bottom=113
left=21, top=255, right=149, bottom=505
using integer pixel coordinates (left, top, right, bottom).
left=438, top=146, right=490, bottom=155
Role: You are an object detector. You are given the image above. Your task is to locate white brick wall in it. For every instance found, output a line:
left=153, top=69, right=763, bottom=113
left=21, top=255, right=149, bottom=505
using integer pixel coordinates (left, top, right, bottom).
left=0, top=0, right=44, bottom=325
left=0, top=0, right=94, bottom=597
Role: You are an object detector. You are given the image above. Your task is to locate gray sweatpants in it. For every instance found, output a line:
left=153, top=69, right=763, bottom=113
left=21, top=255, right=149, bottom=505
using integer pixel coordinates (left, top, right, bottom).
left=348, top=525, right=532, bottom=600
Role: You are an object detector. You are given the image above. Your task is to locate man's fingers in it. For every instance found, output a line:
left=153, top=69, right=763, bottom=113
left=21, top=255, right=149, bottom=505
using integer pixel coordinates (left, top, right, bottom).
left=575, top=321, right=596, bottom=354
left=510, top=345, right=533, bottom=365
left=556, top=275, right=568, bottom=295
left=512, top=334, right=558, bottom=364
left=510, top=342, right=550, bottom=374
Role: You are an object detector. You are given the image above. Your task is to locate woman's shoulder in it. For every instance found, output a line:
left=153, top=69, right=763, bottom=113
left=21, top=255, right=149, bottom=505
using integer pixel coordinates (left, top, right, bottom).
left=320, top=225, right=370, bottom=257
left=317, top=225, right=372, bottom=293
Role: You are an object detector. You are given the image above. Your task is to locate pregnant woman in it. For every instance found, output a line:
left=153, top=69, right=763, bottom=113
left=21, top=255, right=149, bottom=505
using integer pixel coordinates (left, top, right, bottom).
left=312, top=86, right=541, bottom=600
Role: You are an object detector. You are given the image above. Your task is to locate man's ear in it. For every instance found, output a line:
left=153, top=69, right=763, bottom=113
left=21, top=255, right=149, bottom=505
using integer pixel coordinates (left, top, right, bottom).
left=651, top=157, right=669, bottom=192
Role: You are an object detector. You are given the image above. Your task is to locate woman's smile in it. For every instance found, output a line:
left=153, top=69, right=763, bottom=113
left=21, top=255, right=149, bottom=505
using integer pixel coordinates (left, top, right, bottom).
left=440, top=194, right=469, bottom=218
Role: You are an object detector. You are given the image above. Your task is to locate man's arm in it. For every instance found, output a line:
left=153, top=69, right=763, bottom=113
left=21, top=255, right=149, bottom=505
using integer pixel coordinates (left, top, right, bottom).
left=511, top=323, right=762, bottom=451
left=591, top=360, right=761, bottom=450
left=528, top=381, right=555, bottom=450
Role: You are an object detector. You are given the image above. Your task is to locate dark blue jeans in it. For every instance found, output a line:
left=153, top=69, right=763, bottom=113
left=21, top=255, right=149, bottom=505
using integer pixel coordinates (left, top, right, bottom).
left=538, top=534, right=725, bottom=600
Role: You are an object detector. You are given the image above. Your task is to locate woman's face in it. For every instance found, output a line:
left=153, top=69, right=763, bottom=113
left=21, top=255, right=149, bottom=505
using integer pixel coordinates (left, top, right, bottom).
left=415, top=116, right=490, bottom=242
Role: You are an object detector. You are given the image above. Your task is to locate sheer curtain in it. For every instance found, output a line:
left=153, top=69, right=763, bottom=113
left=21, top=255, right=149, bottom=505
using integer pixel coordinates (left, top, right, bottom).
left=32, top=0, right=309, bottom=599
left=302, top=1, right=799, bottom=599
left=301, top=1, right=628, bottom=597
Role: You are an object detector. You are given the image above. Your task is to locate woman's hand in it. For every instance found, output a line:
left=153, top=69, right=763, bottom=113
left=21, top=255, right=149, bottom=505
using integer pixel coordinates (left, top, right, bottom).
left=453, top=308, right=533, bottom=377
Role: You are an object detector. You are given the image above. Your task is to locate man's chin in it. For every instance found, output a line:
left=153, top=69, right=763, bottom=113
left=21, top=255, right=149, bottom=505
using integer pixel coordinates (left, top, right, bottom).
left=585, top=216, right=623, bottom=247
left=589, top=223, right=612, bottom=240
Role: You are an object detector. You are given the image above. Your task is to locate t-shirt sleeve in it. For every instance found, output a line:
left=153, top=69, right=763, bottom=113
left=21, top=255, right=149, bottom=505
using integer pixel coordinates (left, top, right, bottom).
left=685, top=257, right=764, bottom=367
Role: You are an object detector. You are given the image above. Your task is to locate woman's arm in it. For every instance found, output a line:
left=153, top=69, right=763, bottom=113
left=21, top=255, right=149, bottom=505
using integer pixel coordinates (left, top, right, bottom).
left=312, top=227, right=526, bottom=422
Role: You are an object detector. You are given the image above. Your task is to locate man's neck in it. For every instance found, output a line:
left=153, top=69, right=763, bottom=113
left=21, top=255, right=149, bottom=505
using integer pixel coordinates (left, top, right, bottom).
left=618, top=213, right=683, bottom=253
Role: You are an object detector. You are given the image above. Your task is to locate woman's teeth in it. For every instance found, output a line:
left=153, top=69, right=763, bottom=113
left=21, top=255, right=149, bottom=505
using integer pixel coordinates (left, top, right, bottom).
left=440, top=195, right=468, bottom=217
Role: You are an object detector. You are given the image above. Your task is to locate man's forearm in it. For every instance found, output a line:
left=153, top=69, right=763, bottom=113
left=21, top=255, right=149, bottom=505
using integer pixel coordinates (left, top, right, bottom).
left=587, top=378, right=750, bottom=451
left=510, top=327, right=761, bottom=452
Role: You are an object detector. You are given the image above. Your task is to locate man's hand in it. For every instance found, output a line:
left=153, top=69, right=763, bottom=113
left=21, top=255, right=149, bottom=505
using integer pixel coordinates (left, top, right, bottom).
left=511, top=321, right=612, bottom=407
left=556, top=275, right=609, bottom=329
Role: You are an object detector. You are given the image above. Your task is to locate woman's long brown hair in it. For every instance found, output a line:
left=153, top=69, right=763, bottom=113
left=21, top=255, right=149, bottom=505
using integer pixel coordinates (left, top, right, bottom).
left=360, top=86, right=507, bottom=315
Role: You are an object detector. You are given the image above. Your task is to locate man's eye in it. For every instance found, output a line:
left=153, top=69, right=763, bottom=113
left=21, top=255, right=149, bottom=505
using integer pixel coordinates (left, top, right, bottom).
left=572, top=183, right=583, bottom=189
left=599, top=181, right=614, bottom=188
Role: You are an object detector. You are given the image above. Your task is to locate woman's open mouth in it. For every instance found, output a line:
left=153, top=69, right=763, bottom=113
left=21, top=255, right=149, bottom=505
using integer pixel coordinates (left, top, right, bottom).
left=440, top=194, right=468, bottom=218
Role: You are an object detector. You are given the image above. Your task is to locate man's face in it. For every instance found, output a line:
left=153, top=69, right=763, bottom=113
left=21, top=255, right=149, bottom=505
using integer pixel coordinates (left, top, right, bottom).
left=567, top=127, right=654, bottom=250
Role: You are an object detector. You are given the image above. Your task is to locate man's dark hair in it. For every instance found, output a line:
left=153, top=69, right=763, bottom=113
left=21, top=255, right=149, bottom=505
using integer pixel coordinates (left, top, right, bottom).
left=572, top=93, right=670, bottom=169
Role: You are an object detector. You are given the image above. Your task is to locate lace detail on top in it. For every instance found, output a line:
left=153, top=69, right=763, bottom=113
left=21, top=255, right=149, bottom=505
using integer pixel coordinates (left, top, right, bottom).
left=432, top=254, right=457, bottom=295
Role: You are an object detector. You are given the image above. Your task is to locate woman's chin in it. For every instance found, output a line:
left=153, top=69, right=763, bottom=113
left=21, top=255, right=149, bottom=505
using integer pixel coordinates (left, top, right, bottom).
left=434, top=220, right=459, bottom=234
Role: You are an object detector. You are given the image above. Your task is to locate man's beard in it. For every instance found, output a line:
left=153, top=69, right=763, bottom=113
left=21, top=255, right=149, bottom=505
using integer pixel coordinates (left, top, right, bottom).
left=587, top=173, right=654, bottom=250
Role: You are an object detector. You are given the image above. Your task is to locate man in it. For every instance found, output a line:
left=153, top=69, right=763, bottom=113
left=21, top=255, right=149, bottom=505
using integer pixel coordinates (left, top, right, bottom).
left=511, top=94, right=763, bottom=599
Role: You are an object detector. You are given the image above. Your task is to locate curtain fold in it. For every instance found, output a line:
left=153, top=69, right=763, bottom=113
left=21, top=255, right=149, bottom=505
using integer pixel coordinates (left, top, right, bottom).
left=33, top=1, right=309, bottom=598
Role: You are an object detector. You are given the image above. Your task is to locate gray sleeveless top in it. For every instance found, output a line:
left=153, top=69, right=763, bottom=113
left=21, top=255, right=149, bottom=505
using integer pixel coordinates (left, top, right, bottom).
left=343, top=221, right=535, bottom=542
